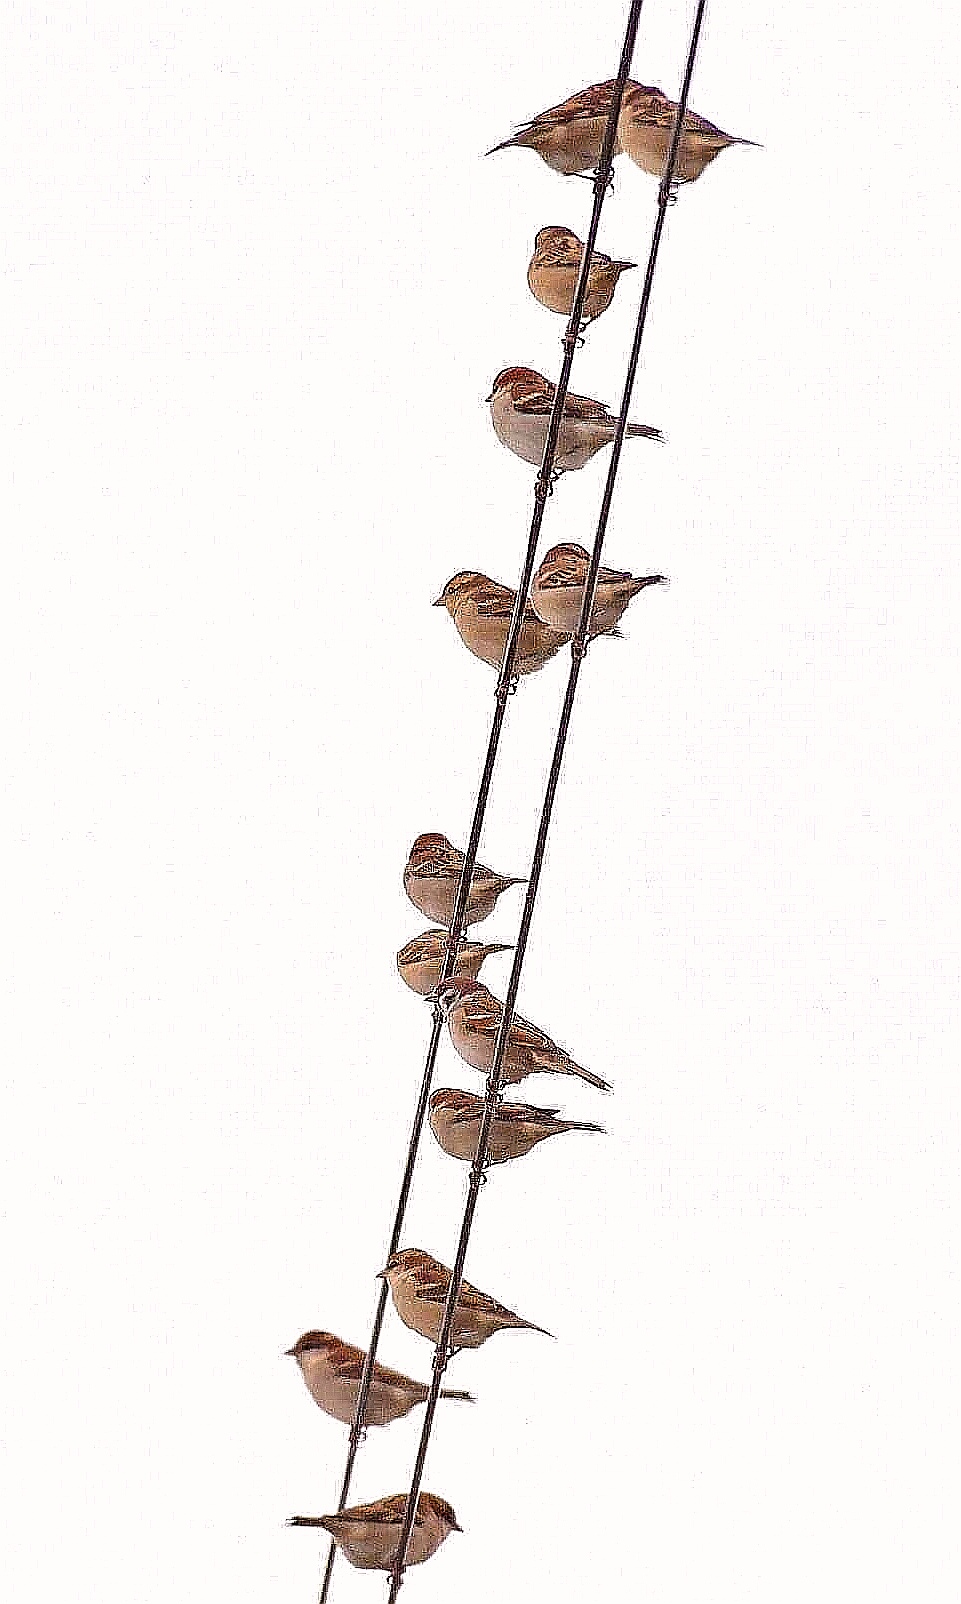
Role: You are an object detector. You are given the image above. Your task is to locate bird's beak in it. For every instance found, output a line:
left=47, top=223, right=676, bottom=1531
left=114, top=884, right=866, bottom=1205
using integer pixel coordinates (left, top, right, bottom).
left=453, top=1520, right=464, bottom=1533
left=485, top=389, right=495, bottom=403
left=432, top=594, right=446, bottom=607
left=284, top=1347, right=297, bottom=1357
left=376, top=1268, right=387, bottom=1279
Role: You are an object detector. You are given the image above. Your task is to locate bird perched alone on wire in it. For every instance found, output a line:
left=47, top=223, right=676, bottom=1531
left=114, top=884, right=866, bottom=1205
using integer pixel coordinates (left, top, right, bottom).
left=429, top=1087, right=604, bottom=1165
left=396, top=930, right=512, bottom=996
left=527, top=225, right=636, bottom=326
left=430, top=976, right=611, bottom=1092
left=531, top=542, right=667, bottom=640
left=487, top=367, right=662, bottom=476
left=404, top=832, right=524, bottom=929
left=285, top=1332, right=473, bottom=1426
left=433, top=570, right=571, bottom=675
left=380, top=1247, right=553, bottom=1352
left=288, top=1493, right=462, bottom=1569
left=486, top=79, right=629, bottom=175
left=617, top=81, right=759, bottom=188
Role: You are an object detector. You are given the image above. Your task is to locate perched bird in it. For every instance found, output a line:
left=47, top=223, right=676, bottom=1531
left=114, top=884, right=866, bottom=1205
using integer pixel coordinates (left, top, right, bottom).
left=486, top=79, right=631, bottom=175
left=431, top=975, right=611, bottom=1092
left=429, top=1087, right=604, bottom=1165
left=404, top=832, right=524, bottom=929
left=527, top=225, right=636, bottom=325
left=617, top=82, right=759, bottom=187
left=433, top=570, right=571, bottom=675
left=285, top=1331, right=473, bottom=1426
left=381, top=1247, right=552, bottom=1352
left=487, top=367, right=662, bottom=475
left=288, top=1492, right=462, bottom=1569
left=531, top=542, right=667, bottom=640
left=396, top=930, right=512, bottom=997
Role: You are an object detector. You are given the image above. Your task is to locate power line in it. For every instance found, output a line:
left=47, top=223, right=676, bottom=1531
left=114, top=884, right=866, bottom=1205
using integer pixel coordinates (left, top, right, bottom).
left=384, top=3, right=710, bottom=1596
left=312, top=7, right=646, bottom=1600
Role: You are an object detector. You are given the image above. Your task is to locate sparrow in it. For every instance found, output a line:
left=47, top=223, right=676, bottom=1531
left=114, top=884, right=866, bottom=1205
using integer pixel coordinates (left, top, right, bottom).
left=288, top=1492, right=462, bottom=1569
left=380, top=1247, right=552, bottom=1352
left=617, top=82, right=759, bottom=187
left=487, top=367, right=662, bottom=475
left=285, top=1331, right=473, bottom=1426
left=396, top=930, right=512, bottom=997
left=428, top=1087, right=604, bottom=1165
left=527, top=225, right=636, bottom=325
left=404, top=832, right=524, bottom=929
left=430, top=976, right=611, bottom=1092
left=531, top=542, right=667, bottom=640
left=486, top=79, right=633, bottom=175
left=433, top=571, right=571, bottom=675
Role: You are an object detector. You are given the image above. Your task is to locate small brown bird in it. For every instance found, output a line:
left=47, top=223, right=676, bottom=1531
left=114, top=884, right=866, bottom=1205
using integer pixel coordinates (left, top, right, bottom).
left=396, top=930, right=512, bottom=997
left=531, top=542, right=667, bottom=639
left=618, top=82, right=759, bottom=187
left=381, top=1248, right=553, bottom=1352
left=433, top=571, right=571, bottom=675
left=527, top=225, right=636, bottom=325
left=285, top=1332, right=473, bottom=1426
left=487, top=367, right=662, bottom=475
left=486, top=79, right=632, bottom=175
left=288, top=1492, right=462, bottom=1569
left=431, top=976, right=611, bottom=1092
left=429, top=1087, right=604, bottom=1165
left=404, top=832, right=523, bottom=929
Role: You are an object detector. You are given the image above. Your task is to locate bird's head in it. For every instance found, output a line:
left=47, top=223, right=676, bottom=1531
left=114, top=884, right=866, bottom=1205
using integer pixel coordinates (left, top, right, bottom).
left=421, top=1493, right=463, bottom=1534
left=433, top=572, right=487, bottom=611
left=378, top=1247, right=423, bottom=1280
left=486, top=365, right=544, bottom=403
left=428, top=975, right=485, bottom=1015
left=285, top=1330, right=338, bottom=1359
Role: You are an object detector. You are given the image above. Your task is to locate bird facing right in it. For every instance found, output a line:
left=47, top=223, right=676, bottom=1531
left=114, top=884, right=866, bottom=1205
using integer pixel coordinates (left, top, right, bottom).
left=429, top=1087, right=604, bottom=1165
left=527, top=225, right=636, bottom=325
left=403, top=832, right=524, bottom=928
left=288, top=1492, right=462, bottom=1569
left=381, top=1247, right=553, bottom=1351
left=531, top=542, right=667, bottom=639
left=487, top=366, right=663, bottom=475
left=433, top=570, right=571, bottom=675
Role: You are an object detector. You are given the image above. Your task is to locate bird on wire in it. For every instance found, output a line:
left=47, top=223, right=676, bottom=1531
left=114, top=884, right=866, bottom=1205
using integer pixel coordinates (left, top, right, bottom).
left=527, top=225, right=636, bottom=327
left=285, top=1331, right=473, bottom=1426
left=433, top=570, right=571, bottom=675
left=485, top=79, right=628, bottom=175
left=380, top=1247, right=553, bottom=1353
left=430, top=975, right=611, bottom=1092
left=404, top=832, right=524, bottom=929
left=429, top=1087, right=604, bottom=1165
left=396, top=930, right=512, bottom=996
left=288, top=1493, right=462, bottom=1569
left=487, top=366, right=662, bottom=477
left=617, top=81, right=759, bottom=190
left=531, top=542, right=667, bottom=640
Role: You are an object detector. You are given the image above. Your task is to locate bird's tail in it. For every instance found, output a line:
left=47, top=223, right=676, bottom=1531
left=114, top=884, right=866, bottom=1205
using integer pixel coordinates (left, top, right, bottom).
left=562, top=1118, right=606, bottom=1134
left=626, top=423, right=665, bottom=442
left=485, top=130, right=534, bottom=156
left=564, top=1058, right=616, bottom=1097
left=511, top=1315, right=556, bottom=1338
left=287, top=1517, right=335, bottom=1531
left=625, top=573, right=668, bottom=597
left=440, top=1387, right=475, bottom=1403
left=481, top=943, right=514, bottom=957
left=615, top=260, right=638, bottom=273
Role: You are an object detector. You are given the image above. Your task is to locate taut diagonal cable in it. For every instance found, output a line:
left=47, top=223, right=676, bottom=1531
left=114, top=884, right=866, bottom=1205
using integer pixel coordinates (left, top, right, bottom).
left=384, top=3, right=710, bottom=1596
left=311, top=7, right=646, bottom=1600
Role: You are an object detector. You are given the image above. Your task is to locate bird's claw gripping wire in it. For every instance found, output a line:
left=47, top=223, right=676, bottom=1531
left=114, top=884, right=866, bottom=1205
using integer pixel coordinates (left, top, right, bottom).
left=571, top=636, right=589, bottom=662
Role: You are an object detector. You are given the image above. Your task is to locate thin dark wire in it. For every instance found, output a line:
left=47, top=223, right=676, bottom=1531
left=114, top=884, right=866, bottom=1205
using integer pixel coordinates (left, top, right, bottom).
left=385, top=4, right=709, bottom=1595
left=312, top=10, right=645, bottom=1600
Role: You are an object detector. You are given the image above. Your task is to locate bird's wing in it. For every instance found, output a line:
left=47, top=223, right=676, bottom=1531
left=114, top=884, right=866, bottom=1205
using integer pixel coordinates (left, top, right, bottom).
left=498, top=1100, right=563, bottom=1124
left=345, top=1495, right=423, bottom=1527
left=457, top=1280, right=514, bottom=1316
left=563, top=389, right=616, bottom=425
left=625, top=84, right=728, bottom=137
left=459, top=992, right=502, bottom=1038
left=470, top=581, right=516, bottom=619
left=529, top=79, right=619, bottom=129
left=508, top=1010, right=559, bottom=1057
left=328, top=1341, right=366, bottom=1382
left=540, top=550, right=588, bottom=589
left=539, top=233, right=583, bottom=266
left=414, top=842, right=462, bottom=878
left=398, top=933, right=444, bottom=962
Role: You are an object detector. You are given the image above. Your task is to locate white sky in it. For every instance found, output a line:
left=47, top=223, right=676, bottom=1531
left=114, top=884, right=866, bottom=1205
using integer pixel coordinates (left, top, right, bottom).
left=3, top=0, right=960, bottom=1599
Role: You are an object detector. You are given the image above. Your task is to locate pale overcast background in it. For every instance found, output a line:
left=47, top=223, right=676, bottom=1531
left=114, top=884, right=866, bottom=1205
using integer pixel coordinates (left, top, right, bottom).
left=3, top=0, right=960, bottom=1600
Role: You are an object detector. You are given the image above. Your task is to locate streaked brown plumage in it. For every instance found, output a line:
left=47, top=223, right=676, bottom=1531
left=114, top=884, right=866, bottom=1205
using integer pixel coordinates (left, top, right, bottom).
left=434, top=570, right=571, bottom=674
left=403, top=832, right=523, bottom=929
left=396, top=929, right=512, bottom=996
left=285, top=1331, right=473, bottom=1426
left=527, top=225, right=636, bottom=325
left=618, top=81, right=759, bottom=185
left=487, top=366, right=663, bottom=474
left=431, top=976, right=611, bottom=1092
left=381, top=1248, right=553, bottom=1351
left=288, top=1492, right=462, bottom=1569
left=428, top=1087, right=604, bottom=1165
left=531, top=542, right=667, bottom=639
left=486, top=79, right=633, bottom=175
